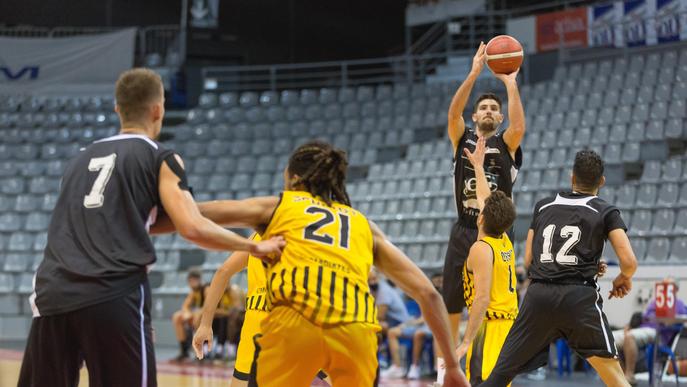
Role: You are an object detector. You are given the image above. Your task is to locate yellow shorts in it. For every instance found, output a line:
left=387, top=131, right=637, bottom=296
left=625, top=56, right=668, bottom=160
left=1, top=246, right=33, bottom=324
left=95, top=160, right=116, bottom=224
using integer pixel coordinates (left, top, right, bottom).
left=466, top=319, right=514, bottom=387
left=234, top=309, right=268, bottom=380
left=253, top=306, right=380, bottom=387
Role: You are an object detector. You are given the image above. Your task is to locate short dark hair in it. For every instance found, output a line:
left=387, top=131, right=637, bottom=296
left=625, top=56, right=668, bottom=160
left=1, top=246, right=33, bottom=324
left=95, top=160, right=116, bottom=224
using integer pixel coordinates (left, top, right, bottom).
left=473, top=93, right=502, bottom=113
left=573, top=150, right=605, bottom=190
left=187, top=269, right=202, bottom=280
left=115, top=68, right=163, bottom=122
left=482, top=191, right=516, bottom=237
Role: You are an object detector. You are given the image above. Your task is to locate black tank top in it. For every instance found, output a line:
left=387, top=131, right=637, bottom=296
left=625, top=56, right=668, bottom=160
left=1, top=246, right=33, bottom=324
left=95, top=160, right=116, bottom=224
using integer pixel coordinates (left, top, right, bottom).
left=452, top=128, right=522, bottom=228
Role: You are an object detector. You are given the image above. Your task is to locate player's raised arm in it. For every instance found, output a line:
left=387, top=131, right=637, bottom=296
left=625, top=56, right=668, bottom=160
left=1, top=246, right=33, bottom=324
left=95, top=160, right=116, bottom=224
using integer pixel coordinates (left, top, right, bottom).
left=495, top=69, right=526, bottom=154
left=448, top=42, right=486, bottom=151
left=524, top=229, right=534, bottom=269
left=607, top=228, right=638, bottom=299
left=464, top=136, right=489, bottom=211
left=193, top=250, right=250, bottom=359
left=156, top=155, right=284, bottom=257
left=370, top=222, right=468, bottom=387
left=456, top=242, right=494, bottom=359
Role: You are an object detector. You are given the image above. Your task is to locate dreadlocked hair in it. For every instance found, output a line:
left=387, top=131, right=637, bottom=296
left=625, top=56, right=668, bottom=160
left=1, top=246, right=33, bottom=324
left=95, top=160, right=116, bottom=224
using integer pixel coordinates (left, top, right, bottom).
left=287, top=141, right=351, bottom=207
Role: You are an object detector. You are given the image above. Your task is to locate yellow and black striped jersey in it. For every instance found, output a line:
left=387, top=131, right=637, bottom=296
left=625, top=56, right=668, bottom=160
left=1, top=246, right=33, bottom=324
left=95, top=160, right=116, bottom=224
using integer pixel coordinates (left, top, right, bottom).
left=263, top=191, right=377, bottom=326
left=246, top=233, right=269, bottom=312
left=463, top=234, right=518, bottom=320
left=190, top=286, right=205, bottom=309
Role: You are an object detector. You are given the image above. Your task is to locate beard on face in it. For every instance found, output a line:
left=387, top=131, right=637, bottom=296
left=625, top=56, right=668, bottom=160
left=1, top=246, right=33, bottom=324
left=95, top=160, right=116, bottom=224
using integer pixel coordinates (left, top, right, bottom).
left=477, top=118, right=497, bottom=133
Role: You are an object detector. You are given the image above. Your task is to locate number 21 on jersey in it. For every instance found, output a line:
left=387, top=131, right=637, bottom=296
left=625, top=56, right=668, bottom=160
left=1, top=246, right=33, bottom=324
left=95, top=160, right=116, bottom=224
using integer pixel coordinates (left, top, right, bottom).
left=540, top=224, right=581, bottom=265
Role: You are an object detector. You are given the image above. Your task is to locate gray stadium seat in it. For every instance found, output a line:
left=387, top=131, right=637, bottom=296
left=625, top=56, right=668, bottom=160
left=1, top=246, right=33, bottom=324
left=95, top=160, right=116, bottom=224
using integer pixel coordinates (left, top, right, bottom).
left=630, top=238, right=647, bottom=261
left=615, top=185, right=636, bottom=209
left=198, top=93, right=217, bottom=108
left=609, top=124, right=627, bottom=143
left=622, top=143, right=640, bottom=163
left=636, top=184, right=657, bottom=207
left=275, top=90, right=297, bottom=106
left=8, top=233, right=33, bottom=251
left=375, top=85, right=392, bottom=101
left=659, top=67, right=675, bottom=84
left=665, top=118, right=683, bottom=139
left=239, top=92, right=259, bottom=107
left=573, top=127, right=591, bottom=147
left=669, top=100, right=687, bottom=118
left=645, top=237, right=670, bottom=262
left=630, top=210, right=652, bottom=236
left=651, top=209, right=675, bottom=235
left=657, top=183, right=679, bottom=206
left=662, top=159, right=682, bottom=181
left=641, top=161, right=662, bottom=182
left=338, top=88, right=355, bottom=103
left=259, top=91, right=279, bottom=106
left=669, top=237, right=687, bottom=261
left=675, top=209, right=687, bottom=234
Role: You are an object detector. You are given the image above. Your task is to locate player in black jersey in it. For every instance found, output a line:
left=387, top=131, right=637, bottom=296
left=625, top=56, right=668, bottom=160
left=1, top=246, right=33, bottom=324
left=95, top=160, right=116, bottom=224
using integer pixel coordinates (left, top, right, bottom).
left=481, top=150, right=638, bottom=387
left=18, top=69, right=285, bottom=387
left=440, top=42, right=525, bottom=365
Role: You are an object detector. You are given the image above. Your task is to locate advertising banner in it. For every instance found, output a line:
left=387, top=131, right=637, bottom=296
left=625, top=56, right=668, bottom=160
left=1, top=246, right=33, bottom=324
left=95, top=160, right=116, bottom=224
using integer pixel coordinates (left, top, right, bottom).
left=0, top=28, right=136, bottom=92
left=536, top=7, right=588, bottom=51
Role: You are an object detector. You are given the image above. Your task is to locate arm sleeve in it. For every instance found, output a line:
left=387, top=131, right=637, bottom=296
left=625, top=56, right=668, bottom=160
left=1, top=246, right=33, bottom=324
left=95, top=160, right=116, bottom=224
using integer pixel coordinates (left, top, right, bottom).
left=603, top=207, right=627, bottom=236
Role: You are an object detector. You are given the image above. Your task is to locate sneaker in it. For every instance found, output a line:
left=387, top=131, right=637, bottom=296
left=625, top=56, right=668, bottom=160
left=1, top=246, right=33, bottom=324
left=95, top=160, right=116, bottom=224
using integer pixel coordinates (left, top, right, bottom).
left=407, top=364, right=421, bottom=380
left=381, top=365, right=405, bottom=379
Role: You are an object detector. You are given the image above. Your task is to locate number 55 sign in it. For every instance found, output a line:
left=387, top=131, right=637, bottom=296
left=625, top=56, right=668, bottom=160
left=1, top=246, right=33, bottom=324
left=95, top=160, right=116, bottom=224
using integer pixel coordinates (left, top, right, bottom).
left=656, top=281, right=677, bottom=318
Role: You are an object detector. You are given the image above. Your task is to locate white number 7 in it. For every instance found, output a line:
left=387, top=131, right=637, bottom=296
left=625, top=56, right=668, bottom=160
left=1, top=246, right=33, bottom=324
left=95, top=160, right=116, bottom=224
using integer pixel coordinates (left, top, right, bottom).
left=83, top=154, right=117, bottom=208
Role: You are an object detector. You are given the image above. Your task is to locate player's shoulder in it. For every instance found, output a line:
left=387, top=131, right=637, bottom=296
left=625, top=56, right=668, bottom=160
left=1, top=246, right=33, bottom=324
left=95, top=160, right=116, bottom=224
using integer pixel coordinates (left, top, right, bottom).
left=533, top=194, right=558, bottom=212
left=588, top=195, right=619, bottom=215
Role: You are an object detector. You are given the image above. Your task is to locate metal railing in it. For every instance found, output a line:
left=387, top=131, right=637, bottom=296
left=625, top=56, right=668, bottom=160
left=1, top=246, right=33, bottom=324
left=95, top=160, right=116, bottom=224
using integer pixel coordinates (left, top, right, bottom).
left=201, top=51, right=468, bottom=92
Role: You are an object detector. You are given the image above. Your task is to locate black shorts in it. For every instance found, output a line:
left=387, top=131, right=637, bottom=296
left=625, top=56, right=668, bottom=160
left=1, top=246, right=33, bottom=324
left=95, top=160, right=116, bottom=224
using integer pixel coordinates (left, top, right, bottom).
left=18, top=281, right=156, bottom=387
left=481, top=281, right=618, bottom=386
left=442, top=221, right=478, bottom=314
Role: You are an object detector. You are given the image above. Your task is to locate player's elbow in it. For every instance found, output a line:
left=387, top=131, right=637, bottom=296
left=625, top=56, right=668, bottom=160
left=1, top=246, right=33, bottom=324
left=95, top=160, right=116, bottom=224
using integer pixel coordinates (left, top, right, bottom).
left=177, top=220, right=205, bottom=243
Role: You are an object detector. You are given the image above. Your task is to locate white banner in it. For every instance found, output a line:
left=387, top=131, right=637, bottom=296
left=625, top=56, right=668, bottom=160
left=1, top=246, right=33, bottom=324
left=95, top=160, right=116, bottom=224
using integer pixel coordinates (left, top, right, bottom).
left=588, top=2, right=624, bottom=47
left=0, top=28, right=136, bottom=93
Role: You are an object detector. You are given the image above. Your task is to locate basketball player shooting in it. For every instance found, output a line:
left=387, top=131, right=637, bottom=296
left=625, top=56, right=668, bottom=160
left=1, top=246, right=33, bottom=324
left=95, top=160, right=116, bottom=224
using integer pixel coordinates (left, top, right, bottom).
left=439, top=41, right=525, bottom=370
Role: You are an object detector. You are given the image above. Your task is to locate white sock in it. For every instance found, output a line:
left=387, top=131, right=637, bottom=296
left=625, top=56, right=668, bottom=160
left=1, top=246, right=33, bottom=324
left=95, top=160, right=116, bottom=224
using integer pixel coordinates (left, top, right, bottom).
left=436, top=357, right=446, bottom=383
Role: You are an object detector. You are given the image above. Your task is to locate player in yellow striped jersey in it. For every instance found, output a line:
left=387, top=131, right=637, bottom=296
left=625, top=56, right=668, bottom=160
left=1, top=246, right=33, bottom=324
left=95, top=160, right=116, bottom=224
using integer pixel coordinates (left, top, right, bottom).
left=192, top=234, right=332, bottom=386
left=456, top=137, right=518, bottom=386
left=189, top=141, right=468, bottom=387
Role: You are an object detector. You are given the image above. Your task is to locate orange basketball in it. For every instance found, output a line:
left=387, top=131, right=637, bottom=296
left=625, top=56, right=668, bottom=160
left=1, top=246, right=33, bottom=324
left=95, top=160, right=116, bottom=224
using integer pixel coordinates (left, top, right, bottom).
left=485, top=35, right=523, bottom=74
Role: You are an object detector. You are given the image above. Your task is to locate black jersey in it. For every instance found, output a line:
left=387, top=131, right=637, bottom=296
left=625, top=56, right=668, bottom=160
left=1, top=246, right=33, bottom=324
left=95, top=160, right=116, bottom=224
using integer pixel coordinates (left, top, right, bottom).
left=528, top=192, right=627, bottom=284
left=33, top=133, right=175, bottom=316
left=452, top=128, right=522, bottom=228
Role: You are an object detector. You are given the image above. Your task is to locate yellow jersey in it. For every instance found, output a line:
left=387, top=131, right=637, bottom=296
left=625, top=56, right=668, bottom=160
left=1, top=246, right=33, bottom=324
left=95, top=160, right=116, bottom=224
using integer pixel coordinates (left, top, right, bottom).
left=463, top=234, right=518, bottom=320
left=246, top=233, right=269, bottom=312
left=263, top=191, right=377, bottom=327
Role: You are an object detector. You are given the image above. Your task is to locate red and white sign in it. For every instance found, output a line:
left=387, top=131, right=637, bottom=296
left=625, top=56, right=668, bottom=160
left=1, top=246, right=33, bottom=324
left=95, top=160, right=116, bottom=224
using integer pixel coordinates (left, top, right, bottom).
left=536, top=7, right=589, bottom=51
left=656, top=281, right=677, bottom=318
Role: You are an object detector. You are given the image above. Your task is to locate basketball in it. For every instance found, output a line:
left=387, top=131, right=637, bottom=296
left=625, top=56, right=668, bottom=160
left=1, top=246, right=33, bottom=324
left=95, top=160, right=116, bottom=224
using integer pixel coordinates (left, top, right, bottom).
left=485, top=35, right=523, bottom=74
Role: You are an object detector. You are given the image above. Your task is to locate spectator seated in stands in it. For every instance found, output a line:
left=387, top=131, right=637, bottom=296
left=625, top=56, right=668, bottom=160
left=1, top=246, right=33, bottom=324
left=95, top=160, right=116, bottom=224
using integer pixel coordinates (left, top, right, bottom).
left=613, top=277, right=687, bottom=385
left=172, top=269, right=206, bottom=361
left=369, top=268, right=411, bottom=379
left=210, top=283, right=246, bottom=360
left=384, top=272, right=442, bottom=380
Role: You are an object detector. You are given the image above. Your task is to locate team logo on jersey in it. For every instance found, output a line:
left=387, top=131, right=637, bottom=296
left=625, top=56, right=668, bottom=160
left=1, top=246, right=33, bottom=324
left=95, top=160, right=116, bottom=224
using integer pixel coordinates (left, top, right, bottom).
left=501, top=250, right=513, bottom=262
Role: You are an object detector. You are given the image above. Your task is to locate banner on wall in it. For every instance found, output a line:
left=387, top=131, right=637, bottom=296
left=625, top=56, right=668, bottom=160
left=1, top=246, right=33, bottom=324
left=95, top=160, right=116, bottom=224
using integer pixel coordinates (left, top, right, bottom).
left=0, top=28, right=136, bottom=92
left=623, top=0, right=656, bottom=46
left=536, top=8, right=588, bottom=51
left=655, top=0, right=687, bottom=42
left=589, top=2, right=624, bottom=47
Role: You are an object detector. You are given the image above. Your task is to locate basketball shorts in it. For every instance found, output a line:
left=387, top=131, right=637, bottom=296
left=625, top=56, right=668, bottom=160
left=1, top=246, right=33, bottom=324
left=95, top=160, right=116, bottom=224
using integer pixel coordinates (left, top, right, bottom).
left=466, top=319, right=514, bottom=386
left=18, top=282, right=156, bottom=387
left=481, top=281, right=618, bottom=387
left=249, top=306, right=379, bottom=387
left=234, top=309, right=269, bottom=380
left=442, top=221, right=478, bottom=313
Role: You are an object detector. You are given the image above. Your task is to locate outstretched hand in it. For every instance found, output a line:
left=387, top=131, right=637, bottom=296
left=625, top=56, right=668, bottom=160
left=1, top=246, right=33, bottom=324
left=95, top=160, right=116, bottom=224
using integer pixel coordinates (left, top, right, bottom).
left=464, top=136, right=486, bottom=168
left=470, top=42, right=486, bottom=76
left=492, top=68, right=519, bottom=85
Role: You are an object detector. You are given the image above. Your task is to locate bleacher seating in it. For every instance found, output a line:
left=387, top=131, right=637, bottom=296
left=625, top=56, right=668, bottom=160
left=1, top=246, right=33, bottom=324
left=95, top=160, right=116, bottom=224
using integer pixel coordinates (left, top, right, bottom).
left=0, top=45, right=686, bottom=336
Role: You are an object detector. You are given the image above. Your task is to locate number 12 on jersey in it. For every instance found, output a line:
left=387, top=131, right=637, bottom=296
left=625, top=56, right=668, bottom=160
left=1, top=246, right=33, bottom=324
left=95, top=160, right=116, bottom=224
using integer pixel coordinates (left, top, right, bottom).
left=539, top=224, right=581, bottom=265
